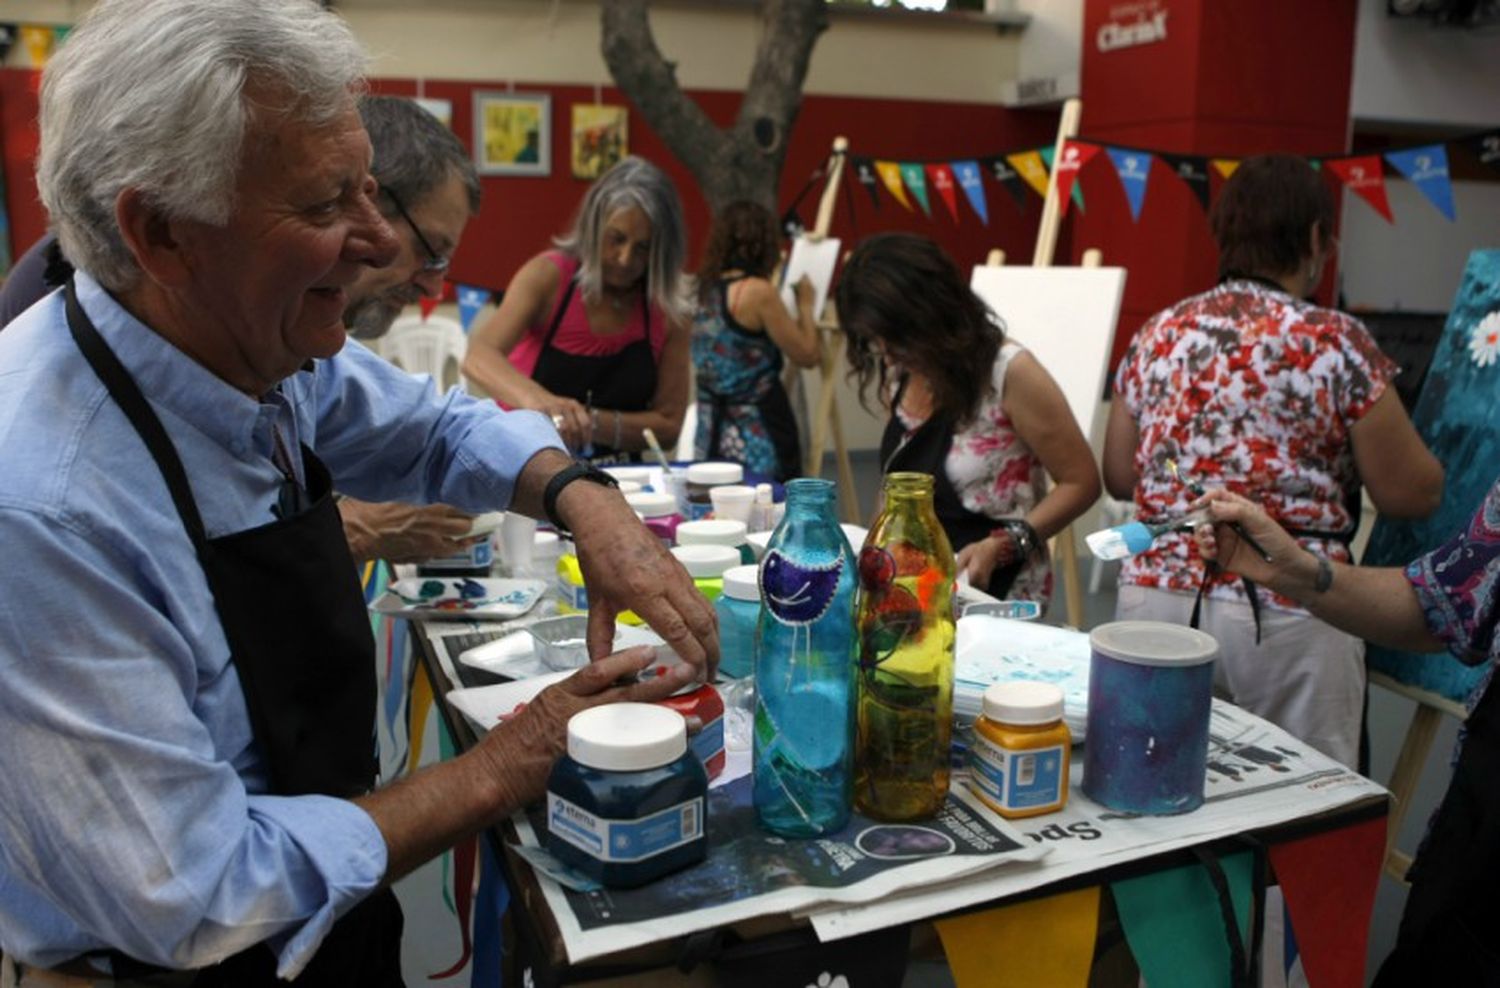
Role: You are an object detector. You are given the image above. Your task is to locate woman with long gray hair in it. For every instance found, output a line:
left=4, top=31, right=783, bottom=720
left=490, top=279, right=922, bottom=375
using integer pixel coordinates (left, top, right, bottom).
left=465, top=156, right=691, bottom=461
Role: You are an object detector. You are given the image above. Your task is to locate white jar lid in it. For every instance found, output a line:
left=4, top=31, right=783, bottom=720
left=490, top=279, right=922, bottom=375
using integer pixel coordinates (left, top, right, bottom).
left=626, top=491, right=678, bottom=518
left=1090, top=620, right=1219, bottom=667
left=686, top=462, right=743, bottom=485
left=720, top=564, right=761, bottom=602
left=567, top=703, right=687, bottom=770
left=671, top=543, right=740, bottom=578
left=605, top=466, right=654, bottom=486
left=675, top=519, right=748, bottom=547
left=982, top=681, right=1065, bottom=725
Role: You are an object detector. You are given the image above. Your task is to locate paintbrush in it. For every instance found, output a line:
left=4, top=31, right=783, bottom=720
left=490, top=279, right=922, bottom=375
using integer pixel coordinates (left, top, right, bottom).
left=1085, top=518, right=1192, bottom=561
left=1165, top=458, right=1275, bottom=563
left=642, top=427, right=674, bottom=476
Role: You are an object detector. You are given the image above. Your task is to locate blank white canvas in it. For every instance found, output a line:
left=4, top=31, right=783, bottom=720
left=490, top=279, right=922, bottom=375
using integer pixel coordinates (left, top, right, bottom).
left=968, top=265, right=1128, bottom=444
left=780, top=236, right=842, bottom=320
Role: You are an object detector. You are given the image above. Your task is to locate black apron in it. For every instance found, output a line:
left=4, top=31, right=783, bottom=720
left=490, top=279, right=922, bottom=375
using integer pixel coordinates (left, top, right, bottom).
left=878, top=378, right=1023, bottom=599
left=64, top=282, right=403, bottom=986
left=531, top=275, right=657, bottom=463
left=1374, top=674, right=1500, bottom=986
left=702, top=277, right=801, bottom=482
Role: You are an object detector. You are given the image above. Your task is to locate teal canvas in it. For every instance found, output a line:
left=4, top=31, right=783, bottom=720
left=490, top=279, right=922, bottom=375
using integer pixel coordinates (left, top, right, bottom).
left=1364, top=249, right=1500, bottom=703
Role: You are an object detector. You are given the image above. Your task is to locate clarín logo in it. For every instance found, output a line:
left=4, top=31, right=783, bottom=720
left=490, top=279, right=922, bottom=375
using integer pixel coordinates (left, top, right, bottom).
left=1097, top=5, right=1169, bottom=52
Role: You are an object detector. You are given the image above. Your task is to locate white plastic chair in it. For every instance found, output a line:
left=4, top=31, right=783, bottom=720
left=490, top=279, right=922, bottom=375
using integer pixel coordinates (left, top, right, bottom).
left=374, top=314, right=467, bottom=393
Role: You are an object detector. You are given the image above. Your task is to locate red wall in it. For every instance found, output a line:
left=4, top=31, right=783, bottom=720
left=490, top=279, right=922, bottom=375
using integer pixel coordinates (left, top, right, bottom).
left=1, top=67, right=1061, bottom=294
left=1075, top=0, right=1358, bottom=368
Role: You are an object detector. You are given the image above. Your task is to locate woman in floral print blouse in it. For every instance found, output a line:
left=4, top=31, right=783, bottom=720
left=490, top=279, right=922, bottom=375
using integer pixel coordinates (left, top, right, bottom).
left=1103, top=154, right=1443, bottom=767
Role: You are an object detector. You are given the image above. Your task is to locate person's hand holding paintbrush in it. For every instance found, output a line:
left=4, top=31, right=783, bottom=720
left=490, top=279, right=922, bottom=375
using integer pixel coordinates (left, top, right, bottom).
left=1166, top=459, right=1275, bottom=564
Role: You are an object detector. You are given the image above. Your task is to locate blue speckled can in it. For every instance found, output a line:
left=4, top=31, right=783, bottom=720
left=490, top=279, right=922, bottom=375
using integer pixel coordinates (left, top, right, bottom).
left=1082, top=621, right=1218, bottom=815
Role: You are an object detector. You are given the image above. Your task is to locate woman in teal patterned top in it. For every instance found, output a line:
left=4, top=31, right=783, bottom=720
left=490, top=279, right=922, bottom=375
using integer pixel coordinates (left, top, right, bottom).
left=691, top=201, right=820, bottom=481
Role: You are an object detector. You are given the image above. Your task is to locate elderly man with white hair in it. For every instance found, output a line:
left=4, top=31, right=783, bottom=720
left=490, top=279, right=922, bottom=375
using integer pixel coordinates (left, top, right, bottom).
left=0, top=1, right=717, bottom=984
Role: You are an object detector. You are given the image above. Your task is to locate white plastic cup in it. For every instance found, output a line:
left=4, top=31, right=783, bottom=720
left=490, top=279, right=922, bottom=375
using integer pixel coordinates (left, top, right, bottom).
left=499, top=512, right=538, bottom=576
left=709, top=484, right=756, bottom=524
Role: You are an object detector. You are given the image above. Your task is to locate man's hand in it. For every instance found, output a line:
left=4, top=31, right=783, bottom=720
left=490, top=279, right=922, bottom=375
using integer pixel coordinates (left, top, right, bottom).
left=339, top=498, right=475, bottom=564
left=473, top=646, right=698, bottom=807
left=560, top=480, right=719, bottom=680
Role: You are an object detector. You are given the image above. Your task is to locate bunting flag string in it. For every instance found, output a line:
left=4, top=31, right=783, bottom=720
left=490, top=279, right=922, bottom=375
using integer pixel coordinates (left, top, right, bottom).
left=456, top=284, right=491, bottom=333
left=810, top=124, right=1495, bottom=232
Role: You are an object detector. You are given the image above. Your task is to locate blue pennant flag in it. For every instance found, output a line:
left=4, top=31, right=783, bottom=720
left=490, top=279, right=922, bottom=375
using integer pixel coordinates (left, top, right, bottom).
left=456, top=284, right=490, bottom=333
left=1385, top=144, right=1456, bottom=221
left=950, top=160, right=989, bottom=226
left=1107, top=147, right=1152, bottom=222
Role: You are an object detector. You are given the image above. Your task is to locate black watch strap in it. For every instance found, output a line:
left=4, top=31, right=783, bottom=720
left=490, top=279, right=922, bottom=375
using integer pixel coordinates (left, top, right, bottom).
left=543, top=461, right=619, bottom=536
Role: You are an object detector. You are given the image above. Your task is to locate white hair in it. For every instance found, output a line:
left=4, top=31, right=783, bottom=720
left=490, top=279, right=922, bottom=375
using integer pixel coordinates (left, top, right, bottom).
left=37, top=0, right=368, bottom=292
left=555, top=156, right=689, bottom=322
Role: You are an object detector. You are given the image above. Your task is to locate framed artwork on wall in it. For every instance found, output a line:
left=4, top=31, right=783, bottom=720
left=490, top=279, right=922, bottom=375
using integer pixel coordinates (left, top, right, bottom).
left=473, top=91, right=550, bottom=176
left=571, top=104, right=628, bottom=180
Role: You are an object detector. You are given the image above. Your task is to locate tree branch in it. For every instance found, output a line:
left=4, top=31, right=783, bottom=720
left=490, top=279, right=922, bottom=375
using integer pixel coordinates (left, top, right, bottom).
left=601, top=0, right=723, bottom=168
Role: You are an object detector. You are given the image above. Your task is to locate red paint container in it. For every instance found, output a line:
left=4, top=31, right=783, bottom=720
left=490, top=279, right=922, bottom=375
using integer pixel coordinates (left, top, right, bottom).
left=654, top=683, right=726, bottom=780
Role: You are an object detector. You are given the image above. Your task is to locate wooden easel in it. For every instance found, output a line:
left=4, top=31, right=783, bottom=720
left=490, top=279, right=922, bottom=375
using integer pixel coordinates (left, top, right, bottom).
left=1369, top=670, right=1467, bottom=882
left=982, top=97, right=1089, bottom=629
left=793, top=136, right=861, bottom=524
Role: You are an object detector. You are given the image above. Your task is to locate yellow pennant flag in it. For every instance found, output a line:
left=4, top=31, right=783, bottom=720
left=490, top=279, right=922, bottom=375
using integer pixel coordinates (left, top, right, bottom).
left=1006, top=150, right=1051, bottom=201
left=874, top=160, right=913, bottom=211
left=20, top=24, right=54, bottom=67
left=935, top=886, right=1100, bottom=988
left=1212, top=158, right=1241, bottom=180
left=405, top=660, right=435, bottom=776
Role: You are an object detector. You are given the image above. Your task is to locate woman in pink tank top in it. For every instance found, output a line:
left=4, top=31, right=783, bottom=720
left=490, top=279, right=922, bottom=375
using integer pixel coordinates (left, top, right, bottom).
left=464, top=157, right=691, bottom=462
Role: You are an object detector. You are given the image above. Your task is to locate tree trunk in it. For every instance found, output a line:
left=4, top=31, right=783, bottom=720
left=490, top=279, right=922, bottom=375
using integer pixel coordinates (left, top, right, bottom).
left=601, top=0, right=828, bottom=214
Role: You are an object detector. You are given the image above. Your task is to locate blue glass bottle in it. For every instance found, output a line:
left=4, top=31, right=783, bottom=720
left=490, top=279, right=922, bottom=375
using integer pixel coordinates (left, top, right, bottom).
left=753, top=478, right=856, bottom=837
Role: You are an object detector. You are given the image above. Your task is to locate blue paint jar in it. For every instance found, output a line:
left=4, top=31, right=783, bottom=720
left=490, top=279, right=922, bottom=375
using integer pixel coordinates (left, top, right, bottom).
left=1082, top=621, right=1218, bottom=815
left=546, top=704, right=708, bottom=888
left=715, top=564, right=761, bottom=680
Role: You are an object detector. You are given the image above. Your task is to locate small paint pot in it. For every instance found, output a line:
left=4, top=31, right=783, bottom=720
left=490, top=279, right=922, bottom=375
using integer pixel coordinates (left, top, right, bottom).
left=1082, top=621, right=1218, bottom=815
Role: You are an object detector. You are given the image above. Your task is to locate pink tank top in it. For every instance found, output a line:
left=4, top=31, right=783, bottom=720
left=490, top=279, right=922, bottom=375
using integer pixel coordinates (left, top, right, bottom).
left=508, top=251, right=667, bottom=377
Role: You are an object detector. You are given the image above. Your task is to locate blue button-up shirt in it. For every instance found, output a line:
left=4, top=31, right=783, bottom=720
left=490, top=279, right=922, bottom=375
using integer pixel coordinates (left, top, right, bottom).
left=0, top=273, right=562, bottom=976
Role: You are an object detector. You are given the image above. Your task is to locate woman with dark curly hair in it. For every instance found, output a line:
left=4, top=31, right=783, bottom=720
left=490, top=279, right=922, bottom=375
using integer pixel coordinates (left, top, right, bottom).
left=690, top=201, right=820, bottom=481
left=1103, top=153, right=1442, bottom=766
left=836, top=232, right=1100, bottom=604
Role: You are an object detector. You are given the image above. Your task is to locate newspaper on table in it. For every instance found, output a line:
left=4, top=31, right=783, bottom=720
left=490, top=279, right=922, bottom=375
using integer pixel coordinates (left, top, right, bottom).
left=512, top=768, right=1046, bottom=964
left=805, top=700, right=1388, bottom=940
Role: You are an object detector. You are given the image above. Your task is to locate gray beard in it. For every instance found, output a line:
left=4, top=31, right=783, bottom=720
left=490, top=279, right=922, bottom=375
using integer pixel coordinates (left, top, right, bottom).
left=344, top=295, right=403, bottom=341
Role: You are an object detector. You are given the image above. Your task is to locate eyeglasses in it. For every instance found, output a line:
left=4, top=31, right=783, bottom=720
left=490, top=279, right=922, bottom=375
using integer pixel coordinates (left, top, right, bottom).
left=383, top=187, right=451, bottom=274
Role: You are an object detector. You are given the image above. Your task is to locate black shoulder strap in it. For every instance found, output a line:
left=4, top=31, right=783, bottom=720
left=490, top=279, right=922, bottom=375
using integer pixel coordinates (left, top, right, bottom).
left=64, top=280, right=212, bottom=558
left=539, top=274, right=579, bottom=351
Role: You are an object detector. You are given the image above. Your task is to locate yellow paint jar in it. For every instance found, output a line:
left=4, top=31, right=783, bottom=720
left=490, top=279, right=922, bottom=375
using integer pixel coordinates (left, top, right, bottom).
left=967, top=681, right=1070, bottom=819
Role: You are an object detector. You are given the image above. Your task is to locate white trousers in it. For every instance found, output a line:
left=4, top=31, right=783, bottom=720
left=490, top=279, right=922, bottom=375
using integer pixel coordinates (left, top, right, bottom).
left=1115, top=585, right=1365, bottom=769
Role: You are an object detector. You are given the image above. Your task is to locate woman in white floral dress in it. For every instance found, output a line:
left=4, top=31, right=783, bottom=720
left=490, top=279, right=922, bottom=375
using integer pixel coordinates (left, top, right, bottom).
left=836, top=233, right=1100, bottom=608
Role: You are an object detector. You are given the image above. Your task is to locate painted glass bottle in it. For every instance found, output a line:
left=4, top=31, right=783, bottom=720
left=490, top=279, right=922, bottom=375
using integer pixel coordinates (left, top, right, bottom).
left=753, top=478, right=856, bottom=836
left=854, top=472, right=956, bottom=821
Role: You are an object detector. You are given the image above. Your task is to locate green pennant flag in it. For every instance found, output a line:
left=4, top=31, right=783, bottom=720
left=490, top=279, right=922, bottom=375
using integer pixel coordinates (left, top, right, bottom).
left=898, top=162, right=931, bottom=217
left=1111, top=852, right=1255, bottom=988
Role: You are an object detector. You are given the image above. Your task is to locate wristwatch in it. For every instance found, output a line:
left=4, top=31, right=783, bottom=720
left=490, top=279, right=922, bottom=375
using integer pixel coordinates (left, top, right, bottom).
left=542, top=461, right=620, bottom=536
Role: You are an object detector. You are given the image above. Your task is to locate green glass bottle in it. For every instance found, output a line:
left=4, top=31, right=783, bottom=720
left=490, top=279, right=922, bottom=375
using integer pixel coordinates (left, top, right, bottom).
left=853, top=472, right=956, bottom=821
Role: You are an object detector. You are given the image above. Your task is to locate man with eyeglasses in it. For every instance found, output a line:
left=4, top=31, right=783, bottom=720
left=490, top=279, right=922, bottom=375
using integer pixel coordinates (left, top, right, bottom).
left=336, top=94, right=485, bottom=564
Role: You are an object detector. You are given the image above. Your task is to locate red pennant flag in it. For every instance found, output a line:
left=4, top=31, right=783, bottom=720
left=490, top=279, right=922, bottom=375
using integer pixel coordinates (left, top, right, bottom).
left=418, top=296, right=439, bottom=321
left=1326, top=155, right=1394, bottom=223
left=1054, top=140, right=1101, bottom=217
left=925, top=163, right=961, bottom=223
left=1268, top=816, right=1385, bottom=988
